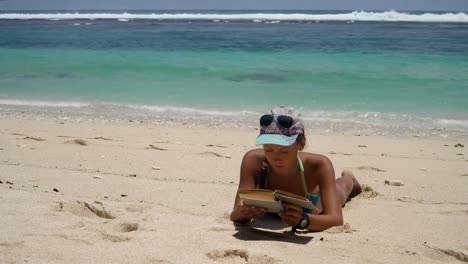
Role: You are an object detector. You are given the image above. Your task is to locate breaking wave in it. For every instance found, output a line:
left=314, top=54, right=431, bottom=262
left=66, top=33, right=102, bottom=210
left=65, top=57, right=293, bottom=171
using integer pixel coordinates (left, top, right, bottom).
left=1, top=10, right=467, bottom=23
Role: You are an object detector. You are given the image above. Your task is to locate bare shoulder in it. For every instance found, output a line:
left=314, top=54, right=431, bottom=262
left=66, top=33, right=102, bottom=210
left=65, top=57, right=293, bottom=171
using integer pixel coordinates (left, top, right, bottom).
left=299, top=152, right=334, bottom=171
left=241, top=148, right=265, bottom=168
left=239, top=149, right=265, bottom=184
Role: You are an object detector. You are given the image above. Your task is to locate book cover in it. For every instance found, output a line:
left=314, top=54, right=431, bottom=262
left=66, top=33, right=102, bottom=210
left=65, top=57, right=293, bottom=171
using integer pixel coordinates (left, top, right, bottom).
left=239, top=189, right=317, bottom=213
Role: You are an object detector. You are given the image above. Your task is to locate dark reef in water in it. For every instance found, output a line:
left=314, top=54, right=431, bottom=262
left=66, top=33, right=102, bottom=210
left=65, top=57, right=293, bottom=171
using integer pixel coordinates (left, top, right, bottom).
left=224, top=73, right=286, bottom=83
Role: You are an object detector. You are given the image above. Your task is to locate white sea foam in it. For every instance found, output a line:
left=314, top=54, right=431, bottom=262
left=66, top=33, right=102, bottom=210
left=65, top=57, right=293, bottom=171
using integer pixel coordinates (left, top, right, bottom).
left=435, top=119, right=468, bottom=127
left=1, top=99, right=466, bottom=133
left=301, top=110, right=468, bottom=129
left=1, top=10, right=468, bottom=23
left=0, top=99, right=89, bottom=108
left=124, top=103, right=253, bottom=117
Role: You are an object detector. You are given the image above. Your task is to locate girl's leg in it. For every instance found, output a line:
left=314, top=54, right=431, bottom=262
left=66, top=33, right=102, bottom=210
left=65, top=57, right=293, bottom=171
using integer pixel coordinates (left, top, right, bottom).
left=335, top=169, right=362, bottom=206
left=313, top=169, right=362, bottom=214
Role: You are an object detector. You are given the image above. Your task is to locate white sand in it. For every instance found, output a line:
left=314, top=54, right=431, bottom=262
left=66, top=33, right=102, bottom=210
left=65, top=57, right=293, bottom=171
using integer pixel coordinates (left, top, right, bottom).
left=0, top=112, right=467, bottom=263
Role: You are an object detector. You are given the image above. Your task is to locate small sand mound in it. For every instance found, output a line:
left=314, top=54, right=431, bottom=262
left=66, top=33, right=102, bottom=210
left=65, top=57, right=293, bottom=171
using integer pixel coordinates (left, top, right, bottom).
left=325, top=222, right=356, bottom=233
left=358, top=184, right=381, bottom=199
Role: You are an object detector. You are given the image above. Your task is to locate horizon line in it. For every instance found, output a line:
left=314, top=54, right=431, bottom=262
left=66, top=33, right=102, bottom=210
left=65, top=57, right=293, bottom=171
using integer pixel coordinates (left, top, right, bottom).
left=0, top=8, right=467, bottom=13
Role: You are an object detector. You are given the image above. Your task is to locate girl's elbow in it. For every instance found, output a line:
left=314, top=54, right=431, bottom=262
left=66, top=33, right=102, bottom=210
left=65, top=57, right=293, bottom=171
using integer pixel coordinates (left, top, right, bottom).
left=332, top=215, right=343, bottom=227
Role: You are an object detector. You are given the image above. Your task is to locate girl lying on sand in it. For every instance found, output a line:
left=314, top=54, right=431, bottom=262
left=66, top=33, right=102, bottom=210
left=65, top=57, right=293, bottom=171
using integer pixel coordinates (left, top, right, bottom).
left=230, top=106, right=362, bottom=231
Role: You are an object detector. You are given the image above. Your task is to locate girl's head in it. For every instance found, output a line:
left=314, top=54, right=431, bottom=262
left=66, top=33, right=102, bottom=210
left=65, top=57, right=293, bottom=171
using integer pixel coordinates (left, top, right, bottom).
left=256, top=106, right=306, bottom=167
left=255, top=105, right=305, bottom=147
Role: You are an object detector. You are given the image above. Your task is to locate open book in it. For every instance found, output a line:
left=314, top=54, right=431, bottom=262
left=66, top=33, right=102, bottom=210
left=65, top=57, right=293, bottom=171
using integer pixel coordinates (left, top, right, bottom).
left=238, top=189, right=317, bottom=214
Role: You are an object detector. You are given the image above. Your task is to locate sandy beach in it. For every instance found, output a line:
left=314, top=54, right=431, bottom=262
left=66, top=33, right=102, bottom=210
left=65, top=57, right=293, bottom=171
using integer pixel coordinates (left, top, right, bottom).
left=0, top=110, right=467, bottom=264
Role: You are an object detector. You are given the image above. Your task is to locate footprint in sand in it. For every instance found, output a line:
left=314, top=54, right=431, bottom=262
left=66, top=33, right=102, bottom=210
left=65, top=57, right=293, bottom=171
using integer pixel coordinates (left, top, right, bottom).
left=10, top=132, right=26, bottom=136
left=92, top=136, right=114, bottom=141
left=424, top=244, right=468, bottom=262
left=354, top=166, right=386, bottom=172
left=438, top=210, right=468, bottom=215
left=329, top=151, right=352, bottom=156
left=199, top=151, right=224, bottom=157
left=144, top=258, right=173, bottom=264
left=51, top=234, right=93, bottom=245
left=146, top=144, right=168, bottom=151
left=206, top=249, right=278, bottom=264
left=115, top=223, right=139, bottom=233
left=404, top=250, right=417, bottom=256
left=55, top=200, right=115, bottom=219
left=55, top=201, right=137, bottom=243
left=199, top=151, right=231, bottom=159
left=207, top=250, right=248, bottom=262
left=206, top=144, right=228, bottom=148
left=0, top=241, right=25, bottom=248
left=22, top=136, right=46, bottom=141
left=100, top=232, right=131, bottom=243
left=64, top=139, right=88, bottom=146
left=125, top=205, right=147, bottom=213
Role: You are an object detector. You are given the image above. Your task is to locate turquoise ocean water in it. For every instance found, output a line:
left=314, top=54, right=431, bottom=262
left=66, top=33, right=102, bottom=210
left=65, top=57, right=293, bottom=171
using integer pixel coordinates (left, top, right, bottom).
left=0, top=10, right=467, bottom=132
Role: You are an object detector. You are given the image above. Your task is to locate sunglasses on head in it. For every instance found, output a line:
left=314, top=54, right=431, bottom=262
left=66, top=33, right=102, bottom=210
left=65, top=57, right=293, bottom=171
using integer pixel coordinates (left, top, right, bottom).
left=260, top=114, right=294, bottom=129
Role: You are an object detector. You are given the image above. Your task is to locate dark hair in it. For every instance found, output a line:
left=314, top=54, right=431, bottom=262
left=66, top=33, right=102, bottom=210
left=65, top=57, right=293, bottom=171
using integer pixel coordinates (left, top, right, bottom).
left=296, top=133, right=307, bottom=150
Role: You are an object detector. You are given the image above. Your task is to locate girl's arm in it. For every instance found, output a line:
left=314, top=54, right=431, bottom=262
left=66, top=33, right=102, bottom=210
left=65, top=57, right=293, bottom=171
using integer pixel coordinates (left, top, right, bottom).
left=307, top=155, right=343, bottom=230
left=230, top=149, right=266, bottom=223
left=282, top=155, right=343, bottom=231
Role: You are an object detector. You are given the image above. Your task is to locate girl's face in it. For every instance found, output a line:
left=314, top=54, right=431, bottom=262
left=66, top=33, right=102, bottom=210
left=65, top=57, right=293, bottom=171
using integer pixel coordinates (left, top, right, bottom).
left=263, top=143, right=299, bottom=169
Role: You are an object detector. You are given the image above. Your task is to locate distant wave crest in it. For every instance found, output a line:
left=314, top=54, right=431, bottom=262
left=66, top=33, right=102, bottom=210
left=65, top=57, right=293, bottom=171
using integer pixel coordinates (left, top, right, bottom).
left=1, top=10, right=468, bottom=23
left=0, top=99, right=89, bottom=108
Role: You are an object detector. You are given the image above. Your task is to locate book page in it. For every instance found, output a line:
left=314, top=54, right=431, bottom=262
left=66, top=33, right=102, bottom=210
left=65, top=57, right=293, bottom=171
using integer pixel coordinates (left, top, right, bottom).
left=239, top=189, right=284, bottom=213
left=240, top=197, right=284, bottom=213
left=274, top=192, right=317, bottom=211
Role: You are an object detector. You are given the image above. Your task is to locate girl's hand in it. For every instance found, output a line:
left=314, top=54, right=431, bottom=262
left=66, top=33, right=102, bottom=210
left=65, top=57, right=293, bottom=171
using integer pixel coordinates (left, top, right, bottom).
left=233, top=201, right=266, bottom=223
left=281, top=203, right=303, bottom=227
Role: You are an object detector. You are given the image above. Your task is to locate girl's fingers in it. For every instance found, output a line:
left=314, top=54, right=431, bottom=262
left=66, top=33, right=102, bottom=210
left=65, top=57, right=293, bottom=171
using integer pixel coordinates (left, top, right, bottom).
left=284, top=204, right=302, bottom=213
left=281, top=214, right=299, bottom=226
left=242, top=204, right=265, bottom=217
left=282, top=205, right=302, bottom=226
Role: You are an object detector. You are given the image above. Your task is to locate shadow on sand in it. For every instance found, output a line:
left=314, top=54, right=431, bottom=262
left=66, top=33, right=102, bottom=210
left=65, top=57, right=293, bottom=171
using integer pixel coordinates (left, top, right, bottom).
left=232, top=213, right=314, bottom=245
